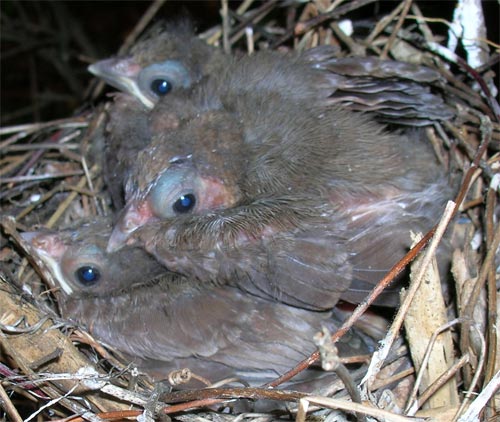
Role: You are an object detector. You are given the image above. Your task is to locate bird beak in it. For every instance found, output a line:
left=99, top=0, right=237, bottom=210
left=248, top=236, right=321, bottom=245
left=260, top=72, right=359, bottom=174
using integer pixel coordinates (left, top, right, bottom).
left=107, top=200, right=154, bottom=252
left=21, top=232, right=74, bottom=295
left=21, top=231, right=65, bottom=258
left=20, top=231, right=38, bottom=244
left=88, top=57, right=154, bottom=108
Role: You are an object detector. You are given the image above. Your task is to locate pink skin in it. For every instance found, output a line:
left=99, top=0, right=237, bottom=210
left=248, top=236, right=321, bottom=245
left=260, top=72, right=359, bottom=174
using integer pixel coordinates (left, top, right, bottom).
left=21, top=232, right=65, bottom=260
left=107, top=198, right=156, bottom=252
left=107, top=174, right=241, bottom=252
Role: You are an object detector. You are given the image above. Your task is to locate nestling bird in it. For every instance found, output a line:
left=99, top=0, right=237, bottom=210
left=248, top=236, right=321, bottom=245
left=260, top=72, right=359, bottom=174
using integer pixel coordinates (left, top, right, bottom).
left=89, top=22, right=226, bottom=109
left=102, top=94, right=151, bottom=209
left=22, top=218, right=375, bottom=385
left=91, top=23, right=454, bottom=213
left=89, top=23, right=454, bottom=125
left=93, top=29, right=455, bottom=213
left=107, top=74, right=452, bottom=309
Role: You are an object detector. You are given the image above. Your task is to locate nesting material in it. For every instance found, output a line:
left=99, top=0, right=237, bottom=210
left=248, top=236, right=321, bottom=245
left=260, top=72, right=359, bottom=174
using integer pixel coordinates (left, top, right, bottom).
left=404, top=232, right=459, bottom=412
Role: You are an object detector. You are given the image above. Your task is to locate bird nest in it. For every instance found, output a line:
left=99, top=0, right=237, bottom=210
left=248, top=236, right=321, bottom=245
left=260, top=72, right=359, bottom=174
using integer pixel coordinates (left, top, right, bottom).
left=1, top=1, right=499, bottom=421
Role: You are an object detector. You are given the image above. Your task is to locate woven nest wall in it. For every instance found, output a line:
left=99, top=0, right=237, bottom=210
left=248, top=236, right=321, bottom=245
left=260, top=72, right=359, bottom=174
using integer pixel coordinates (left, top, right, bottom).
left=1, top=1, right=499, bottom=421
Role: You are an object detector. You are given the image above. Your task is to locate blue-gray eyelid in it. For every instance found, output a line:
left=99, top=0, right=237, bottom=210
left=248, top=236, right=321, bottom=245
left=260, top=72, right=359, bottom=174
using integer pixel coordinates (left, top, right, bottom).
left=143, top=60, right=192, bottom=88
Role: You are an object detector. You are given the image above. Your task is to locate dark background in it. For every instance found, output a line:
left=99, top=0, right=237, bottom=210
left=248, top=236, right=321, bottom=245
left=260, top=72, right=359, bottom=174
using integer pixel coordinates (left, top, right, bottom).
left=1, top=0, right=498, bottom=125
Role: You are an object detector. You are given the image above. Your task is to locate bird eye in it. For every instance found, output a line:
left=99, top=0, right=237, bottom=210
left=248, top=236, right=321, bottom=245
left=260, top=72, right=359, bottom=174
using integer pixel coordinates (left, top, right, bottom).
left=75, top=265, right=101, bottom=286
left=151, top=79, right=172, bottom=96
left=173, top=193, right=196, bottom=214
left=149, top=166, right=199, bottom=218
left=138, top=60, right=191, bottom=105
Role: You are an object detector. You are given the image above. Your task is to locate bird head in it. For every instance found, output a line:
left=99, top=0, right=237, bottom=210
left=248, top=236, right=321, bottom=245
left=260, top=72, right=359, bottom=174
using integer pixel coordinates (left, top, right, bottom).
left=107, top=107, right=247, bottom=252
left=88, top=23, right=223, bottom=108
left=23, top=219, right=165, bottom=298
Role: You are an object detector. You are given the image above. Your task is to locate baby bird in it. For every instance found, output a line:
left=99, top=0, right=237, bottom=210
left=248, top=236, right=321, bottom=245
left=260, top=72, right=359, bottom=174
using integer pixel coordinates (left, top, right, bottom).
left=92, top=24, right=454, bottom=212
left=22, top=217, right=373, bottom=385
left=107, top=76, right=452, bottom=309
left=89, top=23, right=453, bottom=125
left=89, top=22, right=225, bottom=109
left=102, top=94, right=151, bottom=209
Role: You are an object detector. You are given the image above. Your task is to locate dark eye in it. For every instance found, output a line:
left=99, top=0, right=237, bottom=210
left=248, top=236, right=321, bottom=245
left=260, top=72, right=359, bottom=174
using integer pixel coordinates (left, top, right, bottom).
left=173, top=193, right=196, bottom=214
left=151, top=79, right=172, bottom=96
left=75, top=266, right=101, bottom=286
left=137, top=60, right=192, bottom=106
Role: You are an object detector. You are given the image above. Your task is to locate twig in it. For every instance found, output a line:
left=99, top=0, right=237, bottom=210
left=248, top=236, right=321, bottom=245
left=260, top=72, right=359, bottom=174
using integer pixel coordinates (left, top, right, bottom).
left=454, top=323, right=488, bottom=421
left=483, top=175, right=499, bottom=386
left=267, top=224, right=436, bottom=388
left=380, top=0, right=413, bottom=59
left=301, top=396, right=425, bottom=422
left=361, top=201, right=456, bottom=390
left=405, top=318, right=464, bottom=413
left=0, top=117, right=87, bottom=139
left=221, top=0, right=230, bottom=53
left=45, top=164, right=99, bottom=228
left=1, top=171, right=85, bottom=184
left=157, top=387, right=308, bottom=415
left=415, top=354, right=469, bottom=412
left=456, top=369, right=500, bottom=422
left=0, top=382, right=23, bottom=422
left=271, top=0, right=376, bottom=48
left=295, top=0, right=376, bottom=35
